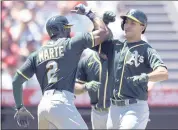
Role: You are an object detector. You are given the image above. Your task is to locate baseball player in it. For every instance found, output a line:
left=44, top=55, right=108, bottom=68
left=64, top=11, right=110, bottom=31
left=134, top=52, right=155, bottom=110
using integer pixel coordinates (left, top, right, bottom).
left=12, top=4, right=110, bottom=129
left=106, top=9, right=168, bottom=129
left=74, top=11, right=116, bottom=129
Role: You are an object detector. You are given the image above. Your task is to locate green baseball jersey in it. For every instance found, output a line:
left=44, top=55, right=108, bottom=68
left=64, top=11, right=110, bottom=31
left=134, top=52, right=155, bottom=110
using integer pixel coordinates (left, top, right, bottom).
left=16, top=32, right=94, bottom=94
left=76, top=48, right=112, bottom=109
left=112, top=40, right=167, bottom=100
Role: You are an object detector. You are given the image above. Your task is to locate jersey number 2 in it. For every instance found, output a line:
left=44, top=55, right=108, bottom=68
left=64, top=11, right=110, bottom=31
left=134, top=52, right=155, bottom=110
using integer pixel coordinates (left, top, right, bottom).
left=46, top=61, right=58, bottom=84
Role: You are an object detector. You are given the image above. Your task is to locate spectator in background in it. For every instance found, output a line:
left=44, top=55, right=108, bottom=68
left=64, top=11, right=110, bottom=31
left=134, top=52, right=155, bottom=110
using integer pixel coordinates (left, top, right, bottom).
left=2, top=69, right=13, bottom=89
left=2, top=55, right=18, bottom=90
left=10, top=8, right=42, bottom=48
left=2, top=29, right=20, bottom=90
left=2, top=30, right=13, bottom=59
left=33, top=1, right=59, bottom=33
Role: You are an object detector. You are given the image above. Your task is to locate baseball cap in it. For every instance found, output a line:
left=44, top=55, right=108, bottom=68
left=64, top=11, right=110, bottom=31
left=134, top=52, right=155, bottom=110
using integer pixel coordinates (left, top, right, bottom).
left=120, top=9, right=147, bottom=26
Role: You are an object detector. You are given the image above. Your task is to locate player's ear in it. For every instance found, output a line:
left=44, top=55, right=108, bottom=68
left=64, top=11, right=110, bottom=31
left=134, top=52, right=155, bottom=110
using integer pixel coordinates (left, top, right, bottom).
left=142, top=25, right=146, bottom=32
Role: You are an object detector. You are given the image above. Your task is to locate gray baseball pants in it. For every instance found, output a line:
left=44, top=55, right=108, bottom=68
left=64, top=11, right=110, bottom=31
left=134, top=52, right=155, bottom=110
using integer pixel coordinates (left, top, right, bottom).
left=38, top=89, right=88, bottom=129
left=91, top=106, right=109, bottom=129
left=107, top=99, right=149, bottom=129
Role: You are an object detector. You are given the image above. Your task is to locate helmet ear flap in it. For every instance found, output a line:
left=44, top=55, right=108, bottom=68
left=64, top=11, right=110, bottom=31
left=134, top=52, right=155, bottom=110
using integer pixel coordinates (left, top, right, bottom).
left=63, top=26, right=71, bottom=38
left=62, top=26, right=65, bottom=32
left=49, top=25, right=58, bottom=38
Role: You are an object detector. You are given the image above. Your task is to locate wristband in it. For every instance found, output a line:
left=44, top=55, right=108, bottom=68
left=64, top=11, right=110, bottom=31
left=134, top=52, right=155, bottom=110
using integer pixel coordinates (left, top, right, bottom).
left=86, top=10, right=96, bottom=21
left=14, top=104, right=23, bottom=111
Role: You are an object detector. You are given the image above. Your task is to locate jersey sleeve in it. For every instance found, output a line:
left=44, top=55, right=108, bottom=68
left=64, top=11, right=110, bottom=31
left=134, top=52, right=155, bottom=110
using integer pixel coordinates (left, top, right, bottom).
left=68, top=32, right=95, bottom=52
left=17, top=54, right=36, bottom=80
left=75, top=57, right=88, bottom=84
left=146, top=46, right=167, bottom=70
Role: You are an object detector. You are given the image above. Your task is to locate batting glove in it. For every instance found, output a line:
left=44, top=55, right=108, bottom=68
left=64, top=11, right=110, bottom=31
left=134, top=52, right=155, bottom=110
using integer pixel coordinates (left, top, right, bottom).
left=103, top=11, right=116, bottom=25
left=71, top=4, right=90, bottom=15
left=71, top=4, right=96, bottom=20
left=84, top=81, right=101, bottom=92
left=14, top=106, right=34, bottom=128
left=127, top=73, right=149, bottom=86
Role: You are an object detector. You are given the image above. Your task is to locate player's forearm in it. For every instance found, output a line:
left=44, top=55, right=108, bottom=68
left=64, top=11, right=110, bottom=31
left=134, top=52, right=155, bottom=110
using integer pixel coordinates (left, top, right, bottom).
left=74, top=83, right=86, bottom=95
left=13, top=83, right=23, bottom=109
left=92, top=16, right=109, bottom=38
left=12, top=73, right=27, bottom=109
left=92, top=16, right=108, bottom=31
left=147, top=66, right=168, bottom=82
left=89, top=14, right=109, bottom=46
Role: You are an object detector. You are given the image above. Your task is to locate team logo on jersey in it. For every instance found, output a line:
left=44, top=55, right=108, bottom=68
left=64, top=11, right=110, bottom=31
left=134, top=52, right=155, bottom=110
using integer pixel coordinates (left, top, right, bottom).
left=126, top=51, right=144, bottom=67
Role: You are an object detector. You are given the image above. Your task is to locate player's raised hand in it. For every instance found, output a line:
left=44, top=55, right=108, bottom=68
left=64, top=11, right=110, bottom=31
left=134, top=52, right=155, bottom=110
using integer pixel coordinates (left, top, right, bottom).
left=70, top=4, right=91, bottom=15
left=103, top=11, right=116, bottom=25
left=14, top=106, right=34, bottom=128
left=84, top=81, right=101, bottom=92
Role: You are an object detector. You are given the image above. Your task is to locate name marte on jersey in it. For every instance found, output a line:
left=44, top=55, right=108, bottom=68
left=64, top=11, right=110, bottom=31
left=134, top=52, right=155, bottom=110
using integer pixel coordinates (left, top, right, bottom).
left=38, top=46, right=64, bottom=63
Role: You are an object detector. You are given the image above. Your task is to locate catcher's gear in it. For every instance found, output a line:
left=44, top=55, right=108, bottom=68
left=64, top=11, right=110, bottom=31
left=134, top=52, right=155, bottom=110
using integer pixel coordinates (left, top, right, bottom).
left=127, top=73, right=149, bottom=86
left=103, top=11, right=116, bottom=25
left=84, top=81, right=101, bottom=92
left=14, top=106, right=34, bottom=128
left=120, top=9, right=148, bottom=34
left=46, top=15, right=73, bottom=39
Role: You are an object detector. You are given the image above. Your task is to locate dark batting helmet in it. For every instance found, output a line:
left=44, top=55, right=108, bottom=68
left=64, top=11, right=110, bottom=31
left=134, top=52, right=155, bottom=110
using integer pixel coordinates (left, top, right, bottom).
left=46, top=15, right=73, bottom=39
left=120, top=9, right=148, bottom=34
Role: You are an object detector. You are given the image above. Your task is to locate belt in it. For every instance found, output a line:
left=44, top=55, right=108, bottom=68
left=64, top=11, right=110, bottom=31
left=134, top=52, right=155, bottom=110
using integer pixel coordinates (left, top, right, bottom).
left=43, top=89, right=76, bottom=99
left=43, top=89, right=62, bottom=96
left=111, top=98, right=138, bottom=106
left=92, top=106, right=109, bottom=112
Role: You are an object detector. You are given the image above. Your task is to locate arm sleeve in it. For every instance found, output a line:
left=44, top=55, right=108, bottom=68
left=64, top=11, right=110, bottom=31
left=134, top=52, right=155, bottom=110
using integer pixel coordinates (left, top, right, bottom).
left=12, top=73, right=27, bottom=109
left=75, top=57, right=88, bottom=84
left=146, top=46, right=167, bottom=70
left=12, top=55, right=35, bottom=109
left=17, top=55, right=35, bottom=79
left=67, top=32, right=95, bottom=52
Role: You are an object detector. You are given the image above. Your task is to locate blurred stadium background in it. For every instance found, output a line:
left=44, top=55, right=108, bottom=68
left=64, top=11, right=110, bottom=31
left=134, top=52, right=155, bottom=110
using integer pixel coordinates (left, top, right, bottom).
left=1, top=1, right=178, bottom=129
